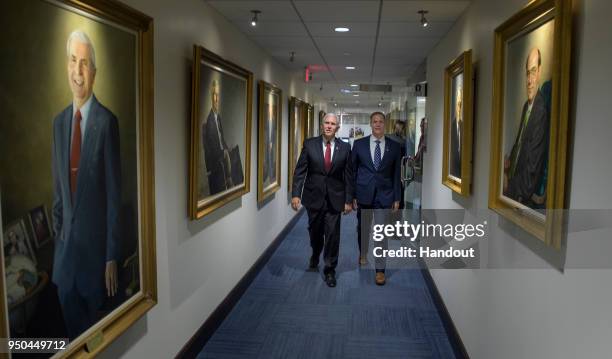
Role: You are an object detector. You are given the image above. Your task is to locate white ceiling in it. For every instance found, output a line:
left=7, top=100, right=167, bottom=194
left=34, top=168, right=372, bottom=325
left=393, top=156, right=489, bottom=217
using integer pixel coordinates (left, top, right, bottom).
left=206, top=0, right=470, bottom=110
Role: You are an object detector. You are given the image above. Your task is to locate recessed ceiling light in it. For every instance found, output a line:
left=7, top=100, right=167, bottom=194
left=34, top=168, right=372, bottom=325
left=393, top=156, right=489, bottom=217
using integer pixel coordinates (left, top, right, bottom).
left=343, top=52, right=351, bottom=56
left=350, top=84, right=359, bottom=87
left=251, top=10, right=261, bottom=27
left=353, top=94, right=359, bottom=97
left=345, top=66, right=356, bottom=70
left=335, top=27, right=350, bottom=32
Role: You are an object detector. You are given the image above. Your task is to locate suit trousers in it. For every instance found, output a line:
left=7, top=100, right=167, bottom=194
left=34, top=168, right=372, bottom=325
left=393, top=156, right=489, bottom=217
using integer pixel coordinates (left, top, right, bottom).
left=57, top=281, right=103, bottom=339
left=357, top=194, right=389, bottom=273
left=306, top=197, right=341, bottom=275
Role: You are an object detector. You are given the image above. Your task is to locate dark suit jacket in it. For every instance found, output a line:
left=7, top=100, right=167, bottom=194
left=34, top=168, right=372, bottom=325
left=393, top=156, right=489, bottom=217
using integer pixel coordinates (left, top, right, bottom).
left=506, top=90, right=549, bottom=203
left=203, top=110, right=229, bottom=195
left=449, top=117, right=461, bottom=178
left=52, top=95, right=121, bottom=298
left=352, top=135, right=402, bottom=207
left=292, top=136, right=353, bottom=212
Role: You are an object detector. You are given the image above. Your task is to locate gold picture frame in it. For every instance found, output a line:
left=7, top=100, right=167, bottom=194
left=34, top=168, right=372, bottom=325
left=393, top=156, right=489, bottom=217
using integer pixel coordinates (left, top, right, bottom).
left=288, top=96, right=306, bottom=192
left=257, top=81, right=282, bottom=204
left=442, top=50, right=474, bottom=196
left=189, top=45, right=253, bottom=220
left=0, top=0, right=156, bottom=357
left=488, top=0, right=573, bottom=248
left=305, top=103, right=315, bottom=138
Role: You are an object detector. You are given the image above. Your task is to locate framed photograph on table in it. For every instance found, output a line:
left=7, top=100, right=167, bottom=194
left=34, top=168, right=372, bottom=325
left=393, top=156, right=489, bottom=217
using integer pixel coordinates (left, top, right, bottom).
left=257, top=80, right=282, bottom=204
left=27, top=205, right=53, bottom=248
left=189, top=45, right=253, bottom=220
left=3, top=219, right=36, bottom=264
left=488, top=0, right=573, bottom=248
left=442, top=50, right=474, bottom=196
left=0, top=0, right=156, bottom=356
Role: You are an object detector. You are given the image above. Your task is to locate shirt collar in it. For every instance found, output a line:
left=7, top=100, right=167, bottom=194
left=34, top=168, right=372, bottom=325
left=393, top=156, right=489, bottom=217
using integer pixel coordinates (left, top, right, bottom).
left=73, top=94, right=94, bottom=120
left=370, top=134, right=385, bottom=144
left=322, top=135, right=336, bottom=145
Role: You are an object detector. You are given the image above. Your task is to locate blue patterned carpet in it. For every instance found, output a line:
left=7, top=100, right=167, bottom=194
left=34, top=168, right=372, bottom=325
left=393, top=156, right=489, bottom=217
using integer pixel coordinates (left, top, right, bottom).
left=198, top=212, right=456, bottom=359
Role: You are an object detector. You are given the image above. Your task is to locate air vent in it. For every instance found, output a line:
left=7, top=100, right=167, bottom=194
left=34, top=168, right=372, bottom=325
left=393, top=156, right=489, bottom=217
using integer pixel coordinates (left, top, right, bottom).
left=358, top=84, right=392, bottom=92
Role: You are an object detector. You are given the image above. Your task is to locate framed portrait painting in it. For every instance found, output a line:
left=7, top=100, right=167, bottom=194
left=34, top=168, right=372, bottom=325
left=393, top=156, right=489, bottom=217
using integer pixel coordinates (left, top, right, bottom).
left=442, top=50, right=474, bottom=196
left=189, top=45, right=253, bottom=219
left=306, top=103, right=315, bottom=138
left=488, top=0, right=573, bottom=248
left=288, top=97, right=306, bottom=192
left=257, top=81, right=282, bottom=204
left=0, top=0, right=156, bottom=356
left=3, top=219, right=36, bottom=265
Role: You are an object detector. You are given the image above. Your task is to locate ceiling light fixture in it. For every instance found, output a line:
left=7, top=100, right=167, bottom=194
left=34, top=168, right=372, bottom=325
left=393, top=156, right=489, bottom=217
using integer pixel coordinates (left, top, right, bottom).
left=345, top=66, right=356, bottom=70
left=334, top=27, right=350, bottom=32
left=353, top=94, right=359, bottom=97
left=350, top=84, right=359, bottom=87
left=418, top=10, right=429, bottom=28
left=251, top=10, right=261, bottom=27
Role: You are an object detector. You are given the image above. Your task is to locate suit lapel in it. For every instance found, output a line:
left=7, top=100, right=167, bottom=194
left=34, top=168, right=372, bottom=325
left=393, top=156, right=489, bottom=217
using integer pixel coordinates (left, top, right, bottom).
left=62, top=107, right=73, bottom=210
left=316, top=135, right=326, bottom=170
left=73, top=96, right=99, bottom=211
left=364, top=136, right=376, bottom=171
left=329, top=138, right=341, bottom=173
left=379, top=136, right=392, bottom=170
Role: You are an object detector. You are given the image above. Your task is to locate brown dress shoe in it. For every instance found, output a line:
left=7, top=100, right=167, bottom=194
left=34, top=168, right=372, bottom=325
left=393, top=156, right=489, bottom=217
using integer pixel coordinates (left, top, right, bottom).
left=375, top=272, right=386, bottom=286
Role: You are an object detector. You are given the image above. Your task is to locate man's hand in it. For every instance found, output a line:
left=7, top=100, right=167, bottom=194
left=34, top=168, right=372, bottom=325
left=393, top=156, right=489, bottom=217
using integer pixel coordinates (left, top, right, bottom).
left=352, top=199, right=358, bottom=210
left=343, top=203, right=352, bottom=215
left=291, top=197, right=301, bottom=211
left=106, top=260, right=118, bottom=297
left=391, top=201, right=400, bottom=212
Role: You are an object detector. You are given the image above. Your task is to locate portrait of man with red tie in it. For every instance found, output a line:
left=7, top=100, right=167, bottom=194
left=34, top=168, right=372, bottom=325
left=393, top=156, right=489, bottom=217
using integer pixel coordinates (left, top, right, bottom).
left=51, top=30, right=121, bottom=339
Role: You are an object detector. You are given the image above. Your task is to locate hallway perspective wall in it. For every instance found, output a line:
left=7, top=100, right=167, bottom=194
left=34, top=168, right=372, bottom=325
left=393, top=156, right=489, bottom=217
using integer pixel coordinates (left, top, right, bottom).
left=97, top=0, right=316, bottom=357
left=422, top=0, right=612, bottom=358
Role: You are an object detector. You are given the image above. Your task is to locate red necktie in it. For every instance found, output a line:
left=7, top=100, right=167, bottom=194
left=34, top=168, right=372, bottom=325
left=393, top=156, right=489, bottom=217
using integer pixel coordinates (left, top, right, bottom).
left=324, top=141, right=332, bottom=172
left=70, top=109, right=82, bottom=201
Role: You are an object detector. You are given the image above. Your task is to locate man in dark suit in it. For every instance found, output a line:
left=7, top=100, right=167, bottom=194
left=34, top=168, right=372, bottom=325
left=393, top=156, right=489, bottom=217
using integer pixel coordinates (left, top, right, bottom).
left=352, top=112, right=402, bottom=286
left=203, top=80, right=234, bottom=195
left=52, top=30, right=121, bottom=339
left=504, top=48, right=549, bottom=206
left=450, top=85, right=463, bottom=178
left=291, top=113, right=353, bottom=287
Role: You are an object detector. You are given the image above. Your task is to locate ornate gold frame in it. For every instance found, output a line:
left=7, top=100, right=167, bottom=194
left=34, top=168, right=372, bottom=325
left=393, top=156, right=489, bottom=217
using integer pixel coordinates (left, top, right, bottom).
left=488, top=0, right=573, bottom=248
left=442, top=50, right=474, bottom=196
left=288, top=96, right=306, bottom=192
left=257, top=81, right=282, bottom=204
left=0, top=0, right=156, bottom=357
left=189, top=45, right=253, bottom=219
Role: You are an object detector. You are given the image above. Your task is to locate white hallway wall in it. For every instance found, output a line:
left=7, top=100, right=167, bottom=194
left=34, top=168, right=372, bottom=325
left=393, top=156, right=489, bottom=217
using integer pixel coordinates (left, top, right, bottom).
left=423, top=0, right=612, bottom=358
left=99, top=0, right=315, bottom=357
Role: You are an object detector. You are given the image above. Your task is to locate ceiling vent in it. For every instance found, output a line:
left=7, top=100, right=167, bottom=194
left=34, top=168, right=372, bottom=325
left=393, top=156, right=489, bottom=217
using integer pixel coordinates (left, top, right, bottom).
left=358, top=84, right=392, bottom=93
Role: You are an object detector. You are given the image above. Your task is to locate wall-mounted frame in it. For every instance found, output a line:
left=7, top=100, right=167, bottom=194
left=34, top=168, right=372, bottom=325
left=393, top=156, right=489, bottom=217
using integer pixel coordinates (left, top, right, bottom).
left=257, top=81, right=282, bottom=204
left=442, top=50, right=474, bottom=196
left=488, top=0, right=572, bottom=248
left=305, top=103, right=315, bottom=138
left=318, top=110, right=326, bottom=131
left=288, top=97, right=306, bottom=191
left=0, top=0, right=156, bottom=356
left=189, top=45, right=253, bottom=219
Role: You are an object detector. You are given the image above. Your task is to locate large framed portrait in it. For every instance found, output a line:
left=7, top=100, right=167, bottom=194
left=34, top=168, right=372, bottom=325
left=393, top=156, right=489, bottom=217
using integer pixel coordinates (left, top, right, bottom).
left=442, top=50, right=474, bottom=196
left=288, top=97, right=306, bottom=191
left=0, top=0, right=156, bottom=356
left=488, top=0, right=572, bottom=248
left=189, top=45, right=253, bottom=219
left=257, top=81, right=282, bottom=204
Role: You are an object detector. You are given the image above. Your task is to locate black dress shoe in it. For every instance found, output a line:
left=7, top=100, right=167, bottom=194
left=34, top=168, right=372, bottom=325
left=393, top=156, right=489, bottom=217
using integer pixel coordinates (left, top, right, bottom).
left=324, top=273, right=336, bottom=287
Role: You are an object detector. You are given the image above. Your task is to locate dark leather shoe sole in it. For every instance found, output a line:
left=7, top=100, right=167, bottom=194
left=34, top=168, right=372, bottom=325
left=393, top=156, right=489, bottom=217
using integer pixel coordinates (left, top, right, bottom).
left=325, top=274, right=336, bottom=287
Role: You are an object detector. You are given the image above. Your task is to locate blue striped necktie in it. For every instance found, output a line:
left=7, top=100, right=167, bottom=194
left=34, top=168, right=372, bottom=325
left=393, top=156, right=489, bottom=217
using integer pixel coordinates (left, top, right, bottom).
left=374, top=140, right=381, bottom=170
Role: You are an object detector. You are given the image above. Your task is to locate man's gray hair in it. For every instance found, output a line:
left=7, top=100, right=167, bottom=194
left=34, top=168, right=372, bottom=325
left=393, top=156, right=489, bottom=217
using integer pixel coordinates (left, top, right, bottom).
left=323, top=112, right=339, bottom=125
left=66, top=30, right=96, bottom=70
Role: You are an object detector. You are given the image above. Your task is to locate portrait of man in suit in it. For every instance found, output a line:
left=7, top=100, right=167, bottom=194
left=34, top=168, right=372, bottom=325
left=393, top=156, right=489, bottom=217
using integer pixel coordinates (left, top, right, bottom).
left=449, top=80, right=463, bottom=179
left=263, top=100, right=277, bottom=187
left=51, top=30, right=121, bottom=339
left=202, top=80, right=235, bottom=196
left=503, top=47, right=549, bottom=207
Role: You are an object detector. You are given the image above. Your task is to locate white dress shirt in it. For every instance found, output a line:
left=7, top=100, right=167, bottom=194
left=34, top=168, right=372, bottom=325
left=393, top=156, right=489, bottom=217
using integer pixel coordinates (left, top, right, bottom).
left=322, top=136, right=336, bottom=162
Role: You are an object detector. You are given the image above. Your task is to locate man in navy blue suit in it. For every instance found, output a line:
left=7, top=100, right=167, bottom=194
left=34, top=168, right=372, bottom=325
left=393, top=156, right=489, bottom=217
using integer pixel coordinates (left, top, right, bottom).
left=52, top=30, right=121, bottom=339
left=352, top=112, right=402, bottom=285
